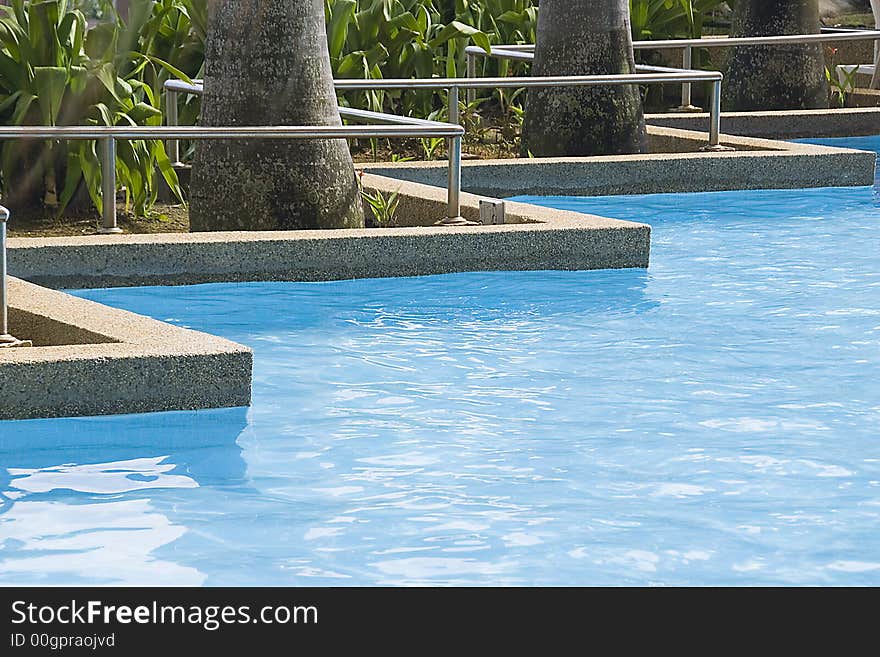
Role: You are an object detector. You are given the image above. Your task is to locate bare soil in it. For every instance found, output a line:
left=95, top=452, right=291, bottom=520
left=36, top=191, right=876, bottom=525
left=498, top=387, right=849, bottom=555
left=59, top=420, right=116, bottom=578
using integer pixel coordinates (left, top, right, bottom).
left=8, top=203, right=189, bottom=237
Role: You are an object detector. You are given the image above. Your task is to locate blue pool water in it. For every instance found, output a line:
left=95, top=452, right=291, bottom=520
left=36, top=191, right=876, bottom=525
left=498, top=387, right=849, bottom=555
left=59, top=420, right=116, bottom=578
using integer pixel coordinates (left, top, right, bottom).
left=1, top=138, right=878, bottom=586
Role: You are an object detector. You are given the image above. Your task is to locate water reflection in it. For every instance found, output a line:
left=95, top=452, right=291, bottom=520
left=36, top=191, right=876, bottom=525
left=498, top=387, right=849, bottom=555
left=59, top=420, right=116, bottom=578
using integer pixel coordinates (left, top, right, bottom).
left=15, top=178, right=880, bottom=586
left=0, top=408, right=248, bottom=585
left=74, top=268, right=658, bottom=339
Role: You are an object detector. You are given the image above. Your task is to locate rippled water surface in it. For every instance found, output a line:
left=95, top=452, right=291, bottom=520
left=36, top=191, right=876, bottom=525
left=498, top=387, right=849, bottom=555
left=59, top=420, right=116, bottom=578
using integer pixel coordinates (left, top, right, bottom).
left=1, top=137, right=879, bottom=585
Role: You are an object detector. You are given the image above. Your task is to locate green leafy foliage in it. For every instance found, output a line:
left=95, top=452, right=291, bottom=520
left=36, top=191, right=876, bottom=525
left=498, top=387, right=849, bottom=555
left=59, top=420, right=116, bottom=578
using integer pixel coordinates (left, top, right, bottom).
left=327, top=1, right=727, bottom=121
left=0, top=0, right=728, bottom=198
left=825, top=48, right=860, bottom=108
left=630, top=0, right=728, bottom=41
left=358, top=172, right=401, bottom=227
left=0, top=0, right=188, bottom=216
left=326, top=0, right=496, bottom=118
left=125, top=0, right=205, bottom=132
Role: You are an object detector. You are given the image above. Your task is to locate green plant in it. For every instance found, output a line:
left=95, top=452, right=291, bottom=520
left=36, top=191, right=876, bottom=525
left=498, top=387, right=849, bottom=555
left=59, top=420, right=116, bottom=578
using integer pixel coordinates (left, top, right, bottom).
left=419, top=135, right=445, bottom=159
left=0, top=0, right=188, bottom=216
left=826, top=48, right=859, bottom=108
left=439, top=1, right=538, bottom=111
left=630, top=0, right=727, bottom=41
left=329, top=2, right=726, bottom=138
left=73, top=0, right=110, bottom=20
left=358, top=175, right=401, bottom=227
left=457, top=95, right=487, bottom=143
left=119, top=0, right=206, bottom=163
left=629, top=1, right=727, bottom=108
left=326, top=0, right=492, bottom=118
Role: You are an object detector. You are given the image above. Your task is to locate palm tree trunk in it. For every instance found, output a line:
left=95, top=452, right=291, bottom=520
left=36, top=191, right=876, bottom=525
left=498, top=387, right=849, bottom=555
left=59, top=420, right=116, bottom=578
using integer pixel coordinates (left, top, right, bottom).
left=521, top=0, right=647, bottom=157
left=724, top=0, right=829, bottom=111
left=189, top=0, right=364, bottom=231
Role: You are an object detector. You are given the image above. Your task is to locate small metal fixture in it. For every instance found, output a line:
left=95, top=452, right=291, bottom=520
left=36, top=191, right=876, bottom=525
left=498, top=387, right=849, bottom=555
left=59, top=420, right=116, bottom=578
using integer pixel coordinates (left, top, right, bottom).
left=480, top=199, right=506, bottom=225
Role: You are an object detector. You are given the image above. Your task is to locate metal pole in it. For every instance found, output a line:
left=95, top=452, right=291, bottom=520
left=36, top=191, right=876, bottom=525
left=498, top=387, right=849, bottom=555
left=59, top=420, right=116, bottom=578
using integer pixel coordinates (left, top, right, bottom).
left=673, top=45, right=702, bottom=112
left=682, top=45, right=692, bottom=106
left=447, top=134, right=461, bottom=221
left=872, top=34, right=880, bottom=90
left=98, top=137, right=122, bottom=234
left=710, top=79, right=721, bottom=147
left=437, top=135, right=473, bottom=226
left=465, top=52, right=476, bottom=105
left=0, top=206, right=27, bottom=347
left=702, top=79, right=733, bottom=152
left=446, top=87, right=461, bottom=178
left=448, top=85, right=460, bottom=126
left=0, top=206, right=11, bottom=343
left=684, top=46, right=694, bottom=107
left=166, top=88, right=181, bottom=165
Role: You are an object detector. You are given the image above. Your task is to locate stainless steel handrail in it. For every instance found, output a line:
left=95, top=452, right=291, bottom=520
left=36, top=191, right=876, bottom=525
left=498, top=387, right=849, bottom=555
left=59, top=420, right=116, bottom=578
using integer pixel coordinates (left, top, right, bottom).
left=338, top=71, right=725, bottom=150
left=0, top=119, right=466, bottom=233
left=166, top=63, right=725, bottom=160
left=467, top=28, right=880, bottom=110
left=482, top=28, right=880, bottom=52
left=0, top=125, right=463, bottom=139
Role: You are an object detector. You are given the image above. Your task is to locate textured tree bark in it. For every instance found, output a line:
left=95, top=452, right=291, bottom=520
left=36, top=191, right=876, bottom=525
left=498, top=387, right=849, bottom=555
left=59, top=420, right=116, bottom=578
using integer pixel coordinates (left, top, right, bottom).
left=189, top=0, right=364, bottom=231
left=521, top=0, right=647, bottom=157
left=724, top=0, right=829, bottom=111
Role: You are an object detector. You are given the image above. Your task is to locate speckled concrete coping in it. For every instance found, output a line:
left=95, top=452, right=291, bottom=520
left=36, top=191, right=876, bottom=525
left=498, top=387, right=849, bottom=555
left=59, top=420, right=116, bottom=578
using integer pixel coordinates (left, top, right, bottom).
left=363, top=126, right=876, bottom=197
left=5, top=123, right=872, bottom=421
left=0, top=277, right=252, bottom=420
left=647, top=108, right=880, bottom=140
left=8, top=174, right=651, bottom=289
left=4, top=174, right=649, bottom=420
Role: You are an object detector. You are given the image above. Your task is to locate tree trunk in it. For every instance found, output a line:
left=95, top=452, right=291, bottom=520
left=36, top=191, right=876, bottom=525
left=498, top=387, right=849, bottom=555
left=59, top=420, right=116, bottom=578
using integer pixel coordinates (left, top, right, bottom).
left=521, top=0, right=648, bottom=157
left=724, top=0, right=829, bottom=111
left=189, top=0, right=364, bottom=231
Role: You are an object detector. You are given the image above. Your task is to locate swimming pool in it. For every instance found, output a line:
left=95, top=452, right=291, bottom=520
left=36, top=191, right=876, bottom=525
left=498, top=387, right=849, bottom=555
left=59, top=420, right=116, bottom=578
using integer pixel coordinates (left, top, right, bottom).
left=1, top=137, right=878, bottom=586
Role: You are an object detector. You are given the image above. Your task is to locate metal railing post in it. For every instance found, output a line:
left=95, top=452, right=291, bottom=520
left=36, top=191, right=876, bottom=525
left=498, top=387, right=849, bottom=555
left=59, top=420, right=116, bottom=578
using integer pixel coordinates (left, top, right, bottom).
left=98, top=137, right=122, bottom=234
left=683, top=46, right=693, bottom=105
left=465, top=52, right=476, bottom=105
left=447, top=134, right=461, bottom=220
left=710, top=79, right=721, bottom=147
left=445, top=86, right=462, bottom=216
left=872, top=31, right=880, bottom=89
left=0, top=206, right=28, bottom=347
left=448, top=85, right=460, bottom=126
left=0, top=206, right=10, bottom=343
left=166, top=88, right=181, bottom=165
left=674, top=45, right=702, bottom=112
left=702, top=78, right=733, bottom=152
left=437, top=134, right=472, bottom=226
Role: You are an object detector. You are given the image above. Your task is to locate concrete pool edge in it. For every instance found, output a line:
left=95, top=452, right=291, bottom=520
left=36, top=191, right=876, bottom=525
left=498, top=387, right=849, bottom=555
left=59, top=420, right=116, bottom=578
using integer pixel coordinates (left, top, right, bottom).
left=0, top=277, right=253, bottom=420
left=8, top=177, right=651, bottom=290
left=646, top=107, right=880, bottom=140
left=4, top=122, right=871, bottom=419
left=3, top=178, right=648, bottom=419
left=361, top=126, right=876, bottom=197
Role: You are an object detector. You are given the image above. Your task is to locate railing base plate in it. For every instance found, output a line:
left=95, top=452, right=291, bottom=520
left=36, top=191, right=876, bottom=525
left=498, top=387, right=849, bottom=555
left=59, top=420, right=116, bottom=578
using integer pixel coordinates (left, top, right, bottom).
left=435, top=216, right=479, bottom=226
left=0, top=334, right=33, bottom=348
